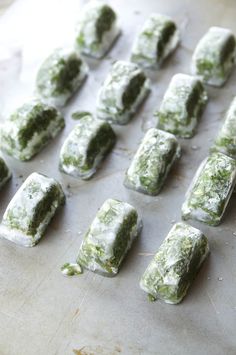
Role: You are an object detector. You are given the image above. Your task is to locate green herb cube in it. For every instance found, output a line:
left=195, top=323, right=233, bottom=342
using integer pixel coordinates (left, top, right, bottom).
left=124, top=128, right=181, bottom=195
left=36, top=48, right=88, bottom=107
left=59, top=113, right=116, bottom=180
left=77, top=199, right=141, bottom=276
left=96, top=60, right=150, bottom=124
left=131, top=13, right=179, bottom=69
left=191, top=27, right=236, bottom=86
left=0, top=172, right=65, bottom=247
left=154, top=73, right=207, bottom=138
left=0, top=156, right=11, bottom=189
left=0, top=99, right=65, bottom=161
left=140, top=222, right=209, bottom=304
left=182, top=152, right=236, bottom=226
left=211, top=97, right=236, bottom=159
left=75, top=1, right=120, bottom=58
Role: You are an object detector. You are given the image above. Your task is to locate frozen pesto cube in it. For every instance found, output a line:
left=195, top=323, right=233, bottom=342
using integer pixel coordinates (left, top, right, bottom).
left=0, top=172, right=65, bottom=247
left=191, top=27, right=236, bottom=87
left=155, top=73, right=208, bottom=138
left=0, top=156, right=11, bottom=189
left=0, top=99, right=65, bottom=161
left=131, top=13, right=179, bottom=69
left=96, top=60, right=150, bottom=125
left=77, top=199, right=141, bottom=276
left=59, top=113, right=116, bottom=179
left=36, top=48, right=88, bottom=107
left=182, top=152, right=236, bottom=226
left=124, top=128, right=181, bottom=196
left=75, top=1, right=120, bottom=58
left=211, top=97, right=236, bottom=159
left=140, top=222, right=209, bottom=304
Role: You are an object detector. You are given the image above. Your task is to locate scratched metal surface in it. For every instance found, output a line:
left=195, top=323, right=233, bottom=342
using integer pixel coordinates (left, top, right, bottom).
left=0, top=0, right=236, bottom=354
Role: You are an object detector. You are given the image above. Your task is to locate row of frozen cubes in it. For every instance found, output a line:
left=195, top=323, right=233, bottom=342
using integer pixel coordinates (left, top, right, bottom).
left=1, top=61, right=236, bottom=162
left=0, top=170, right=209, bottom=305
left=1, top=125, right=236, bottom=242
left=1, top=92, right=236, bottom=224
left=31, top=3, right=236, bottom=108
left=67, top=2, right=236, bottom=86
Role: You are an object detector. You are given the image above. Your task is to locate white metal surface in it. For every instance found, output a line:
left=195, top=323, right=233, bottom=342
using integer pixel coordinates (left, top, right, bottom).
left=0, top=0, right=236, bottom=354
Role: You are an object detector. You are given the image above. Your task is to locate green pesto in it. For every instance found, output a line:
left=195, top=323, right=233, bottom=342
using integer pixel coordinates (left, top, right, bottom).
left=193, top=28, right=236, bottom=85
left=77, top=210, right=137, bottom=275
left=186, top=81, right=205, bottom=119
left=77, top=199, right=139, bottom=276
left=195, top=57, right=228, bottom=84
left=124, top=129, right=180, bottom=195
left=220, top=35, right=236, bottom=63
left=96, top=5, right=116, bottom=42
left=36, top=51, right=82, bottom=98
left=211, top=98, right=236, bottom=159
left=63, top=127, right=115, bottom=171
left=86, top=124, right=115, bottom=168
left=61, top=262, right=83, bottom=276
left=195, top=59, right=214, bottom=76
left=60, top=155, right=82, bottom=169
left=75, top=2, right=119, bottom=59
left=53, top=57, right=82, bottom=95
left=96, top=61, right=150, bottom=125
left=157, top=21, right=176, bottom=59
left=18, top=105, right=60, bottom=149
left=60, top=115, right=116, bottom=179
left=140, top=222, right=209, bottom=304
left=139, top=142, right=177, bottom=194
left=182, top=152, right=236, bottom=226
left=122, top=73, right=146, bottom=110
left=131, top=14, right=179, bottom=69
left=106, top=210, right=137, bottom=270
left=0, top=100, right=64, bottom=161
left=4, top=180, right=65, bottom=236
left=28, top=185, right=64, bottom=236
left=155, top=75, right=207, bottom=138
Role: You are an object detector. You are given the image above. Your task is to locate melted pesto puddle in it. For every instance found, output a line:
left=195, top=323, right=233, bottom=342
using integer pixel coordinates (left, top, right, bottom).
left=61, top=262, right=83, bottom=276
left=72, top=111, right=91, bottom=120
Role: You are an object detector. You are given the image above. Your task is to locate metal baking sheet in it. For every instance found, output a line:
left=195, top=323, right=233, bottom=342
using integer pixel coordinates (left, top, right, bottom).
left=0, top=0, right=236, bottom=354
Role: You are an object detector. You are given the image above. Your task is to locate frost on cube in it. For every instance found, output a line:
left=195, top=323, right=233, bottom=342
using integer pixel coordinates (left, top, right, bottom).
left=96, top=60, right=150, bottom=125
left=155, top=73, right=207, bottom=138
left=75, top=1, right=120, bottom=58
left=124, top=128, right=181, bottom=196
left=36, top=48, right=88, bottom=107
left=0, top=156, right=11, bottom=190
left=211, top=97, right=236, bottom=159
left=182, top=152, right=236, bottom=226
left=191, top=27, right=236, bottom=87
left=140, top=222, right=209, bottom=304
left=131, top=13, right=179, bottom=69
left=0, top=99, right=65, bottom=161
left=77, top=199, right=141, bottom=276
left=59, top=113, right=116, bottom=180
left=0, top=172, right=65, bottom=247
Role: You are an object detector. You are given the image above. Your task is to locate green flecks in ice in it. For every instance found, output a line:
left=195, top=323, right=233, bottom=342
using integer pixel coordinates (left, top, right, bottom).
left=77, top=199, right=140, bottom=276
left=192, top=27, right=236, bottom=86
left=181, top=152, right=236, bottom=226
left=140, top=222, right=209, bottom=304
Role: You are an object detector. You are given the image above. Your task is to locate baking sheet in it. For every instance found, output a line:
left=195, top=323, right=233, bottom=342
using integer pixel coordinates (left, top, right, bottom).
left=0, top=0, right=236, bottom=354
